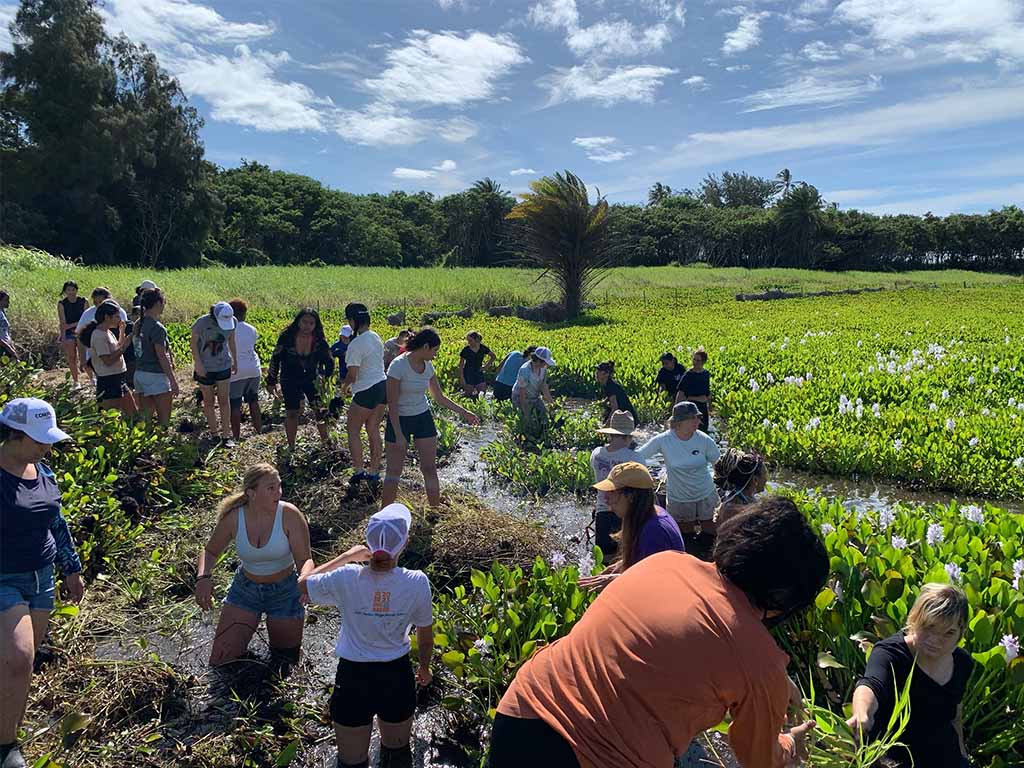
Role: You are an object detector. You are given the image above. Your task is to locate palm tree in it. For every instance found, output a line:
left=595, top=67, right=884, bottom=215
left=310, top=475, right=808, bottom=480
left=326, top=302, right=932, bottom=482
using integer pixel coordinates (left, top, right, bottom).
left=647, top=182, right=673, bottom=206
left=776, top=183, right=824, bottom=267
left=506, top=171, right=618, bottom=318
left=775, top=168, right=793, bottom=195
left=473, top=177, right=505, bottom=196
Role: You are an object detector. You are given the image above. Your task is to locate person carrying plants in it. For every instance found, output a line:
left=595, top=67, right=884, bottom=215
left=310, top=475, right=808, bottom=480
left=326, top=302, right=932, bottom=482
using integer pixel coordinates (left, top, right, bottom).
left=299, top=503, right=434, bottom=768
left=459, top=331, right=496, bottom=399
left=84, top=300, right=137, bottom=418
left=0, top=398, right=84, bottom=768
left=343, top=303, right=388, bottom=490
left=675, top=348, right=712, bottom=432
left=578, top=461, right=684, bottom=594
left=194, top=463, right=314, bottom=666
left=0, top=291, right=17, bottom=361
left=714, top=448, right=769, bottom=526
left=383, top=327, right=480, bottom=508
left=493, top=345, right=535, bottom=402
left=489, top=496, right=827, bottom=768
left=132, top=288, right=179, bottom=426
left=655, top=352, right=685, bottom=403
left=595, top=360, right=637, bottom=425
left=266, top=308, right=333, bottom=451
left=75, top=287, right=128, bottom=382
left=512, top=346, right=556, bottom=425
left=635, top=400, right=721, bottom=558
left=190, top=302, right=238, bottom=445
left=227, top=299, right=262, bottom=440
left=56, top=281, right=86, bottom=385
left=588, top=410, right=640, bottom=559
left=847, top=583, right=974, bottom=768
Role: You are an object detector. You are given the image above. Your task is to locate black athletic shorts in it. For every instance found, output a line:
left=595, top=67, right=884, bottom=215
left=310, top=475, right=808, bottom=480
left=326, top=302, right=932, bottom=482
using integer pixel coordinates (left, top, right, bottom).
left=385, top=410, right=437, bottom=443
left=493, top=382, right=513, bottom=401
left=488, top=713, right=580, bottom=768
left=463, top=368, right=486, bottom=387
left=96, top=372, right=128, bottom=402
left=352, top=380, right=387, bottom=410
left=330, top=656, right=416, bottom=727
left=193, top=368, right=231, bottom=386
left=281, top=376, right=320, bottom=411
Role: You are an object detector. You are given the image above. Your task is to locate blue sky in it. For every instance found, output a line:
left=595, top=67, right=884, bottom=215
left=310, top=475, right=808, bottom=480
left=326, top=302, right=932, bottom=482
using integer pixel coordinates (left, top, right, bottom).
left=2, top=0, right=1024, bottom=213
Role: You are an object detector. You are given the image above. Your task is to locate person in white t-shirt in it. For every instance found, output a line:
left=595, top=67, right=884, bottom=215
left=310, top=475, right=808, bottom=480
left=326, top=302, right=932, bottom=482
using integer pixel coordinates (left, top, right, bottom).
left=590, top=410, right=639, bottom=559
left=383, top=327, right=480, bottom=508
left=635, top=401, right=722, bottom=557
left=343, top=303, right=388, bottom=488
left=300, top=504, right=433, bottom=768
left=85, top=301, right=137, bottom=418
left=227, top=300, right=262, bottom=440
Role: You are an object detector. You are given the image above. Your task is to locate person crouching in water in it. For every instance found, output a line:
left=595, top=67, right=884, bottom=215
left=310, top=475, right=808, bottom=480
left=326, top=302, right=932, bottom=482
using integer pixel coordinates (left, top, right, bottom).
left=300, top=504, right=434, bottom=768
left=714, top=448, right=769, bottom=526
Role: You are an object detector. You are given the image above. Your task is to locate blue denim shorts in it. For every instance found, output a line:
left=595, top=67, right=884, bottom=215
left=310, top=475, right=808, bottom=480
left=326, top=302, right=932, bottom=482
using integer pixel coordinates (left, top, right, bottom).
left=0, top=565, right=56, bottom=613
left=224, top=569, right=303, bottom=619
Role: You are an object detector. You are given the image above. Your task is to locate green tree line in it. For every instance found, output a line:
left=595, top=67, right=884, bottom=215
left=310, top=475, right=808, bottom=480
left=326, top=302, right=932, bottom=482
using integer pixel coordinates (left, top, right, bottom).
left=2, top=0, right=1023, bottom=273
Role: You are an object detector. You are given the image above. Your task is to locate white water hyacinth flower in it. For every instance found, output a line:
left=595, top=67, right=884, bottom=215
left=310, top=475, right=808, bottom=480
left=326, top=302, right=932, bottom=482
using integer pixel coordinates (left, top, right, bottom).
left=805, top=417, right=821, bottom=431
left=1013, top=560, right=1024, bottom=590
left=993, top=365, right=1000, bottom=374
left=1001, top=634, right=1020, bottom=662
left=548, top=551, right=566, bottom=569
left=474, top=637, right=493, bottom=656
left=944, top=563, right=963, bottom=584
left=872, top=403, right=882, bottom=419
left=926, top=523, right=945, bottom=546
left=929, top=402, right=939, bottom=412
left=941, top=389, right=950, bottom=400
left=766, top=372, right=775, bottom=384
left=967, top=375, right=975, bottom=385
left=891, top=534, right=908, bottom=550
left=969, top=437, right=980, bottom=448
left=878, top=509, right=895, bottom=530
left=945, top=418, right=956, bottom=431
left=855, top=403, right=864, bottom=420
left=1014, top=457, right=1024, bottom=471
left=893, top=439, right=903, bottom=452
left=1011, top=398, right=1018, bottom=408
left=749, top=378, right=760, bottom=393
left=820, top=523, right=835, bottom=536
left=738, top=365, right=746, bottom=375
left=982, top=408, right=991, bottom=416
left=762, top=418, right=772, bottom=429
left=785, top=420, right=795, bottom=432
left=578, top=552, right=595, bottom=575
left=961, top=505, right=984, bottom=524
left=839, top=395, right=853, bottom=415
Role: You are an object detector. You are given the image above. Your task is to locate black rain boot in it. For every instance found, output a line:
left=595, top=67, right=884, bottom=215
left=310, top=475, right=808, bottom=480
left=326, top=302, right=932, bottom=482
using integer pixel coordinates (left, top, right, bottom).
left=378, top=744, right=412, bottom=768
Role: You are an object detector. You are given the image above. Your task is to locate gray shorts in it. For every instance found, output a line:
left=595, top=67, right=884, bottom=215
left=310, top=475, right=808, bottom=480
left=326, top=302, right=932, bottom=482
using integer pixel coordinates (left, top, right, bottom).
left=230, top=377, right=260, bottom=407
left=667, top=492, right=720, bottom=523
left=134, top=369, right=172, bottom=396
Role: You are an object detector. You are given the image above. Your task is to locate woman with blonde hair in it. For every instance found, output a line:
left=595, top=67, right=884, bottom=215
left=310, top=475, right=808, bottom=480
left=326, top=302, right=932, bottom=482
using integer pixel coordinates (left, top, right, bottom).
left=848, top=583, right=974, bottom=768
left=194, top=464, right=314, bottom=665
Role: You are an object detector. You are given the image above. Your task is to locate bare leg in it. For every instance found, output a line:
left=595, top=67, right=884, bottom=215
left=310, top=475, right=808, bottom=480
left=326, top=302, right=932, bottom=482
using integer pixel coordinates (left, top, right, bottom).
left=284, top=408, right=300, bottom=449
left=153, top=391, right=173, bottom=426
left=137, top=394, right=156, bottom=423
left=334, top=723, right=373, bottom=766
left=379, top=717, right=414, bottom=749
left=0, top=606, right=35, bottom=744
left=416, top=436, right=440, bottom=507
left=266, top=616, right=303, bottom=655
left=230, top=405, right=243, bottom=440
left=347, top=405, right=369, bottom=474
left=200, top=384, right=218, bottom=433
left=209, top=603, right=260, bottom=666
left=215, top=380, right=231, bottom=438
left=62, top=342, right=79, bottom=384
left=382, top=440, right=406, bottom=506
left=249, top=401, right=262, bottom=433
left=366, top=405, right=387, bottom=475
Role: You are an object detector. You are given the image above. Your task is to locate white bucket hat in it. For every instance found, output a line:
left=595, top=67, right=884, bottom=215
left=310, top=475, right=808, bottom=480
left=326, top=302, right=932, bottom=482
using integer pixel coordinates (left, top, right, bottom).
left=533, top=346, right=556, bottom=367
left=212, top=301, right=236, bottom=331
left=366, top=503, right=412, bottom=558
left=0, top=398, right=71, bottom=444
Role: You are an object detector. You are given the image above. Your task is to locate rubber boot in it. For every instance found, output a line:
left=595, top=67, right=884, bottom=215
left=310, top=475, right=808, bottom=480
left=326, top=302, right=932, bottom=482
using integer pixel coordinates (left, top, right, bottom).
left=378, top=744, right=412, bottom=768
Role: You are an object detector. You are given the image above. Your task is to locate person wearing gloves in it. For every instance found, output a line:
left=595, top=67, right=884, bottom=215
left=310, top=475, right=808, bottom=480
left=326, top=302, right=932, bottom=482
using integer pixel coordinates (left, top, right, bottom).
left=635, top=400, right=721, bottom=558
left=190, top=301, right=238, bottom=445
left=512, top=346, right=556, bottom=424
left=1, top=398, right=84, bottom=768
left=300, top=504, right=434, bottom=768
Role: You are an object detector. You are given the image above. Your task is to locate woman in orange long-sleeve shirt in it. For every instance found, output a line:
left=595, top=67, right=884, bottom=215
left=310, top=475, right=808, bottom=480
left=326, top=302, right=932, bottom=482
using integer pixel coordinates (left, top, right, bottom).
left=489, top=496, right=828, bottom=768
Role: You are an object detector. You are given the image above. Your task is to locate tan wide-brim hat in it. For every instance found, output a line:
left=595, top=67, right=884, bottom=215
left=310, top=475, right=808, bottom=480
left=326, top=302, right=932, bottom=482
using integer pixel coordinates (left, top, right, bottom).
left=596, top=409, right=637, bottom=436
left=592, top=461, right=656, bottom=492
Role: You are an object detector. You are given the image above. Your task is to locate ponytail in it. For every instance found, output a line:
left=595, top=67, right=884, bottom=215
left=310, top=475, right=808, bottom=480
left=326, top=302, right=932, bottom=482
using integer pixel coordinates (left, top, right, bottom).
left=79, top=321, right=100, bottom=348
left=217, top=463, right=279, bottom=521
left=596, top=360, right=616, bottom=376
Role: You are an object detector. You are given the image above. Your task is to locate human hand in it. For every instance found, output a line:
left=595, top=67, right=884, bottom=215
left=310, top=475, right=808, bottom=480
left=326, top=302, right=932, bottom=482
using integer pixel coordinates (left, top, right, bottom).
left=344, top=545, right=372, bottom=563
left=577, top=573, right=616, bottom=593
left=195, top=363, right=207, bottom=378
left=786, top=721, right=816, bottom=763
left=464, top=412, right=481, bottom=427
left=788, top=677, right=808, bottom=721
left=416, top=665, right=433, bottom=687
left=194, top=578, right=214, bottom=610
left=170, top=378, right=180, bottom=396
left=65, top=573, right=85, bottom=603
left=846, top=712, right=873, bottom=744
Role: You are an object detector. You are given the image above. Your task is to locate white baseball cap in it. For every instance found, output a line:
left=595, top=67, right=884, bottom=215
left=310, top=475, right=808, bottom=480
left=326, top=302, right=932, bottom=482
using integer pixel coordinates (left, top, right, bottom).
left=366, top=503, right=412, bottom=558
left=534, top=346, right=556, bottom=367
left=139, top=280, right=158, bottom=291
left=212, top=301, right=236, bottom=331
left=340, top=324, right=353, bottom=338
left=0, top=398, right=71, bottom=444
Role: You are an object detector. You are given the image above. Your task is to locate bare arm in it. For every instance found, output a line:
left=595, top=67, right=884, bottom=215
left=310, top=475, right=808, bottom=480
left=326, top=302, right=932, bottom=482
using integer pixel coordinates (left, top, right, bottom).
left=58, top=302, right=67, bottom=335
left=387, top=375, right=406, bottom=444
left=284, top=504, right=315, bottom=578
left=194, top=511, right=236, bottom=610
left=228, top=331, right=238, bottom=375
left=458, top=356, right=467, bottom=386
left=155, top=342, right=179, bottom=394
left=416, top=624, right=434, bottom=685
left=297, top=545, right=371, bottom=598
left=344, top=364, right=359, bottom=386
left=428, top=376, right=479, bottom=424
left=0, top=338, right=17, bottom=359
left=847, top=685, right=880, bottom=740
left=541, top=378, right=554, bottom=404
left=190, top=328, right=205, bottom=376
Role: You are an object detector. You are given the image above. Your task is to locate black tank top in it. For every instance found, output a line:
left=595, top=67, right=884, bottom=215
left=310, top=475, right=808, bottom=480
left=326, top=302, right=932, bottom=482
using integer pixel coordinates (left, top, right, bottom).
left=60, top=297, right=86, bottom=325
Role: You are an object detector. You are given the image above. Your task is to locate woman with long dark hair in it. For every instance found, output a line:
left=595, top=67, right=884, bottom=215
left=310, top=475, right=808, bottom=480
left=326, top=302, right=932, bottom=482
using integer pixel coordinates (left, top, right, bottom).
left=594, top=361, right=637, bottom=425
left=57, top=281, right=86, bottom=386
left=132, top=288, right=178, bottom=426
left=383, top=327, right=480, bottom=508
left=266, top=308, right=334, bottom=450
left=714, top=448, right=768, bottom=526
left=578, top=462, right=684, bottom=593
left=84, top=301, right=137, bottom=417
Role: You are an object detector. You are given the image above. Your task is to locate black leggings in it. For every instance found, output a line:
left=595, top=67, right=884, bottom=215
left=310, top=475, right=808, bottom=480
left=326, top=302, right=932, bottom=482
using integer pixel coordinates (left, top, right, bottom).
left=488, top=713, right=580, bottom=768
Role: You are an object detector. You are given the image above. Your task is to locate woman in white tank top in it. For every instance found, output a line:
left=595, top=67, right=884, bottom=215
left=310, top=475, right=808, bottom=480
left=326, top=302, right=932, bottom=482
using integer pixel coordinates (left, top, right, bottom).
left=194, top=463, right=313, bottom=665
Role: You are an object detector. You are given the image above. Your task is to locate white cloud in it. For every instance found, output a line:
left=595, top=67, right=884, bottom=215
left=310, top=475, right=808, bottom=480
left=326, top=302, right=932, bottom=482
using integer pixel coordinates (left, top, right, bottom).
left=860, top=184, right=1024, bottom=215
left=437, top=116, right=479, bottom=143
left=567, top=20, right=672, bottom=58
left=529, top=0, right=580, bottom=29
left=437, top=0, right=470, bottom=9
left=364, top=30, right=527, bottom=106
left=393, top=167, right=438, bottom=179
left=510, top=168, right=537, bottom=176
left=835, top=0, right=1024, bottom=64
left=100, top=0, right=273, bottom=47
left=725, top=64, right=751, bottom=71
left=664, top=83, right=1024, bottom=169
left=540, top=63, right=678, bottom=106
left=736, top=73, right=882, bottom=112
left=573, top=135, right=633, bottom=162
left=683, top=74, right=709, bottom=90
left=723, top=12, right=768, bottom=55
left=332, top=104, right=476, bottom=147
left=802, top=41, right=841, bottom=61
left=175, top=45, right=328, bottom=132
left=797, top=0, right=832, bottom=13
left=434, top=159, right=457, bottom=171
left=0, top=4, right=16, bottom=51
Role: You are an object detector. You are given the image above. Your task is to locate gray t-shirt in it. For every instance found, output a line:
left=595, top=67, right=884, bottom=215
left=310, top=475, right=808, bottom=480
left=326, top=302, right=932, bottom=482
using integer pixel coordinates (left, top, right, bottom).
left=386, top=353, right=434, bottom=416
left=192, top=314, right=234, bottom=372
left=134, top=316, right=168, bottom=374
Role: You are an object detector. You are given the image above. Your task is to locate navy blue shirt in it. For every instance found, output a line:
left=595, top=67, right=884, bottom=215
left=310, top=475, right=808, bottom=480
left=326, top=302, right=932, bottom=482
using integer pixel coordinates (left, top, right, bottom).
left=678, top=368, right=711, bottom=398
left=1, top=464, right=82, bottom=574
left=331, top=340, right=349, bottom=381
